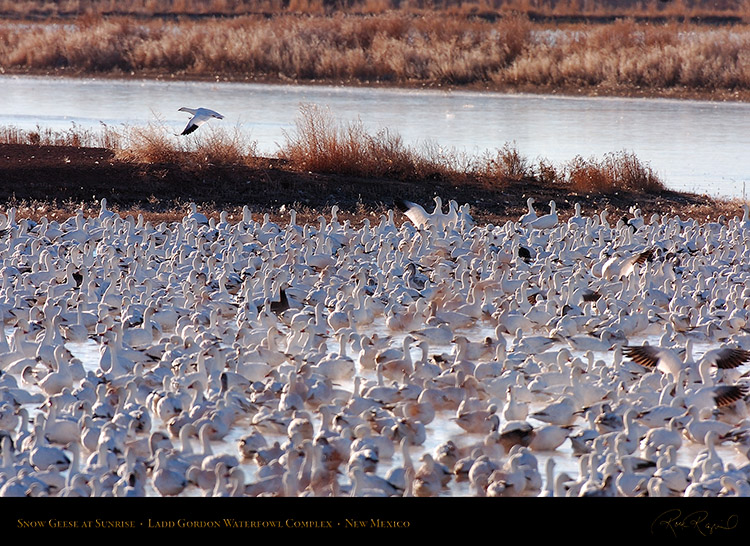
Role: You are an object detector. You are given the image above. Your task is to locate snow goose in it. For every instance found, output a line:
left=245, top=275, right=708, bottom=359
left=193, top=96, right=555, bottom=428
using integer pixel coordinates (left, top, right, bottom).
left=501, top=385, right=529, bottom=422
left=509, top=329, right=558, bottom=355
left=411, top=320, right=454, bottom=346
left=567, top=202, right=588, bottom=230
left=348, top=463, right=400, bottom=497
left=412, top=453, right=448, bottom=497
left=622, top=343, right=750, bottom=382
left=539, top=458, right=558, bottom=497
left=527, top=200, right=558, bottom=230
left=682, top=383, right=749, bottom=414
left=635, top=396, right=689, bottom=429
left=495, top=420, right=535, bottom=452
left=614, top=456, right=649, bottom=497
left=27, top=426, right=71, bottom=472
left=152, top=448, right=188, bottom=496
left=528, top=424, right=572, bottom=452
left=382, top=438, right=414, bottom=495
left=637, top=346, right=750, bottom=413
left=564, top=329, right=620, bottom=353
left=640, top=417, right=683, bottom=460
left=395, top=197, right=457, bottom=231
left=569, top=408, right=601, bottom=456
left=719, top=475, right=750, bottom=496
left=26, top=344, right=76, bottom=397
left=350, top=424, right=395, bottom=460
left=452, top=404, right=500, bottom=435
left=590, top=402, right=623, bottom=434
left=599, top=247, right=654, bottom=280
left=178, top=107, right=224, bottom=135
left=374, top=335, right=417, bottom=380
left=451, top=335, right=497, bottom=363
left=529, top=396, right=579, bottom=426
left=681, top=406, right=738, bottom=444
left=385, top=415, right=427, bottom=447
left=467, top=454, right=500, bottom=495
left=518, top=197, right=537, bottom=226
left=42, top=399, right=81, bottom=446
left=396, top=396, right=436, bottom=426
left=647, top=451, right=689, bottom=497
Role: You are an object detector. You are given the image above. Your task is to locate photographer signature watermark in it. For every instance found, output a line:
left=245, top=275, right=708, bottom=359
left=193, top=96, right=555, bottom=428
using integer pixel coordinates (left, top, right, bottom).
left=651, top=509, right=739, bottom=537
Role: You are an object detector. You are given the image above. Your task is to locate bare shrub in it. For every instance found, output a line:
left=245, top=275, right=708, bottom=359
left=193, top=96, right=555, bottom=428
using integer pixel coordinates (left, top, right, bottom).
left=480, top=142, right=532, bottom=183
left=535, top=157, right=561, bottom=185
left=192, top=126, right=258, bottom=166
left=0, top=113, right=667, bottom=198
left=0, top=0, right=748, bottom=19
left=565, top=151, right=664, bottom=193
left=280, top=104, right=469, bottom=182
left=281, top=104, right=400, bottom=176
left=115, top=123, right=183, bottom=164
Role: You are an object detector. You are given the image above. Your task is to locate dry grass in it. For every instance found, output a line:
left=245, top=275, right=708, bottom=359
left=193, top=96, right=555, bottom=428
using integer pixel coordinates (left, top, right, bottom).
left=0, top=105, right=665, bottom=195
left=279, top=104, right=461, bottom=181
left=1, top=0, right=750, bottom=19
left=0, top=117, right=257, bottom=169
left=480, top=142, right=533, bottom=182
left=279, top=104, right=664, bottom=192
left=499, top=19, right=750, bottom=93
left=0, top=123, right=121, bottom=148
left=564, top=152, right=664, bottom=193
left=95, top=118, right=256, bottom=169
left=3, top=12, right=750, bottom=98
left=114, top=123, right=184, bottom=164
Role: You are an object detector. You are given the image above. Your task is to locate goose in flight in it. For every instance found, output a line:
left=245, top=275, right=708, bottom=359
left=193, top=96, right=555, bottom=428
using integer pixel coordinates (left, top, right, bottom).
left=178, top=107, right=224, bottom=135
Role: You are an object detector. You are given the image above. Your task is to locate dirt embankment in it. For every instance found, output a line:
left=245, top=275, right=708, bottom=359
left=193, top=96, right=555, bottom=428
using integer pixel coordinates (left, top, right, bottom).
left=0, top=142, right=739, bottom=226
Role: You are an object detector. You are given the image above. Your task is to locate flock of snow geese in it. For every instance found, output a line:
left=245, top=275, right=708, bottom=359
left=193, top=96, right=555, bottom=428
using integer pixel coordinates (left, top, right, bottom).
left=2, top=182, right=750, bottom=498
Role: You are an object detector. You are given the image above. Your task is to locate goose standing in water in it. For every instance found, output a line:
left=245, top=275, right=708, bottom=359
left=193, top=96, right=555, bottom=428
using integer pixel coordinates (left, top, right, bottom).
left=5, top=199, right=750, bottom=498
left=152, top=448, right=188, bottom=496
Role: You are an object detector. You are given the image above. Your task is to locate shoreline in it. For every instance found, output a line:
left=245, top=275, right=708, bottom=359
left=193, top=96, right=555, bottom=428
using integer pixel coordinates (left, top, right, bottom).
left=0, top=142, right=743, bottom=228
left=4, top=67, right=750, bottom=105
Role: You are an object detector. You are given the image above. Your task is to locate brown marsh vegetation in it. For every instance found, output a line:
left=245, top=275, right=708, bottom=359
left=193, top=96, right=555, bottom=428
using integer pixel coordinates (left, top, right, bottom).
left=0, top=105, right=738, bottom=229
left=1, top=105, right=665, bottom=194
left=2, top=7, right=750, bottom=100
left=2, top=0, right=750, bottom=21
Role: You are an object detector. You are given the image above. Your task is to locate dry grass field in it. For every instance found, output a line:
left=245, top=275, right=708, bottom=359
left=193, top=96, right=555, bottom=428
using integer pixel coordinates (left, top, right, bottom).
left=1, top=3, right=750, bottom=100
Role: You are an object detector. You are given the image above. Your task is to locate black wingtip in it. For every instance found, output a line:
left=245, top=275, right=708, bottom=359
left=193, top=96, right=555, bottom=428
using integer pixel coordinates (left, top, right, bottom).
left=181, top=125, right=198, bottom=136
left=395, top=199, right=411, bottom=213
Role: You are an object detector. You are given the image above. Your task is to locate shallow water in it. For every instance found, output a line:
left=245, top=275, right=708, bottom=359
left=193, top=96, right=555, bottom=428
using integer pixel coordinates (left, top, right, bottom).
left=2, top=75, right=750, bottom=198
left=49, top=321, right=749, bottom=497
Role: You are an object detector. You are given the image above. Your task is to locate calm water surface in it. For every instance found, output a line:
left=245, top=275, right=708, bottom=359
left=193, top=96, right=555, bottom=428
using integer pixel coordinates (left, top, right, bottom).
left=2, top=75, right=750, bottom=199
